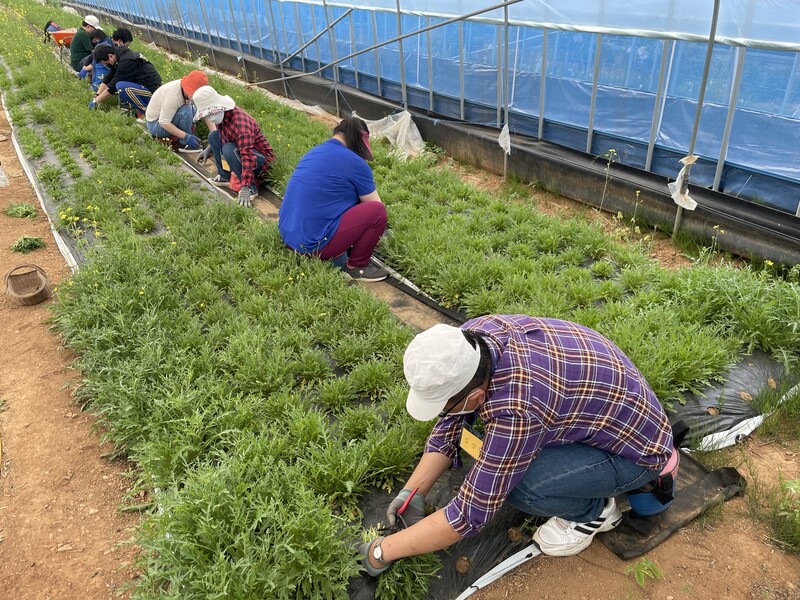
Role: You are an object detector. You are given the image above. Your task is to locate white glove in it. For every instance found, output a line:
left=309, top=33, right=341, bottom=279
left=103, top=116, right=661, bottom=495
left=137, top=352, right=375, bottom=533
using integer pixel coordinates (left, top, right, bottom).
left=238, top=187, right=252, bottom=207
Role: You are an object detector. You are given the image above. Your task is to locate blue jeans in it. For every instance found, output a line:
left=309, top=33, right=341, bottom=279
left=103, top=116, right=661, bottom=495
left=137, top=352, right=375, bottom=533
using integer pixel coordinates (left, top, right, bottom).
left=208, top=129, right=266, bottom=184
left=506, top=443, right=659, bottom=523
left=146, top=104, right=196, bottom=139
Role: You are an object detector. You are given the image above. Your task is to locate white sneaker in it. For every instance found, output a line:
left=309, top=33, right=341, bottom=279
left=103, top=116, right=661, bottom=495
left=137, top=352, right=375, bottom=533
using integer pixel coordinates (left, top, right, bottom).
left=533, top=498, right=623, bottom=556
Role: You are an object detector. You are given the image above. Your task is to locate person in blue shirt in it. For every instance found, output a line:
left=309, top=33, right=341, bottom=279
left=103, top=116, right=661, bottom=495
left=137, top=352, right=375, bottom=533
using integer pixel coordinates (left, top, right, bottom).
left=278, top=116, right=388, bottom=282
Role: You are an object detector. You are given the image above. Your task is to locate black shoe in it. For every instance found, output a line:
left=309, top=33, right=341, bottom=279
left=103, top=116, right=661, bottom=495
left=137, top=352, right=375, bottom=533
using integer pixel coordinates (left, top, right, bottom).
left=342, top=263, right=388, bottom=282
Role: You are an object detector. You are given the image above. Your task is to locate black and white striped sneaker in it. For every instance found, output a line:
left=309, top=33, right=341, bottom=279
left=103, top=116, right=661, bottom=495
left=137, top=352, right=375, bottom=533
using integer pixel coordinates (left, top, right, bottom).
left=533, top=498, right=623, bottom=556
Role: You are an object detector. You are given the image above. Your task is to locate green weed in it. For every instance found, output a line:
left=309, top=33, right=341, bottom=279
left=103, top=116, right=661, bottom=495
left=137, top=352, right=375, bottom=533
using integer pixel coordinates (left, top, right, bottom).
left=624, top=556, right=663, bottom=588
left=11, top=235, right=45, bottom=253
left=16, top=126, right=45, bottom=158
left=4, top=202, right=38, bottom=218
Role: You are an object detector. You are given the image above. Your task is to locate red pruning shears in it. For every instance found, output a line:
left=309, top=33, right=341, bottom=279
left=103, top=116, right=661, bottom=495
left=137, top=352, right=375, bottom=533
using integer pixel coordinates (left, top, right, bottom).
left=381, top=486, right=420, bottom=534
left=395, top=486, right=419, bottom=530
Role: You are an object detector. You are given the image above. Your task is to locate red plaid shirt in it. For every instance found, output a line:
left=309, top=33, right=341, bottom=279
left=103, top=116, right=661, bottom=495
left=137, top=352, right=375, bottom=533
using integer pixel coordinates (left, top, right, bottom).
left=218, top=107, right=275, bottom=186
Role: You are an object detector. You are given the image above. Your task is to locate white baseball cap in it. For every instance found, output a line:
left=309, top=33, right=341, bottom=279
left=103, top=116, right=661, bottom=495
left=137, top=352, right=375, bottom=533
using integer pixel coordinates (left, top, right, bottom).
left=404, top=324, right=481, bottom=421
left=84, top=15, right=100, bottom=28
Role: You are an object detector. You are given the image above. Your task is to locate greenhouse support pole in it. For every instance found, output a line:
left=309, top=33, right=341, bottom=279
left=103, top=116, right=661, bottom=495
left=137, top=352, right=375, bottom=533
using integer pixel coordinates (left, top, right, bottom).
left=538, top=29, right=548, bottom=139
left=645, top=39, right=672, bottom=172
left=173, top=0, right=197, bottom=54
left=219, top=2, right=236, bottom=56
left=238, top=0, right=255, bottom=59
left=496, top=26, right=502, bottom=127
left=426, top=16, right=434, bottom=111
left=585, top=34, right=602, bottom=154
left=293, top=3, right=305, bottom=70
left=782, top=54, right=799, bottom=115
left=673, top=0, right=720, bottom=240
left=227, top=0, right=251, bottom=83
left=372, top=12, right=383, bottom=97
left=713, top=46, right=746, bottom=192
left=265, top=0, right=290, bottom=97
left=277, top=3, right=292, bottom=70
left=196, top=0, right=221, bottom=70
left=321, top=0, right=341, bottom=116
left=349, top=12, right=360, bottom=89
left=132, top=0, right=153, bottom=41
left=502, top=3, right=510, bottom=180
left=146, top=0, right=171, bottom=51
left=510, top=26, right=520, bottom=113
left=249, top=0, right=267, bottom=61
left=151, top=3, right=175, bottom=54
left=395, top=0, right=408, bottom=109
left=158, top=1, right=175, bottom=54
left=310, top=8, right=321, bottom=70
left=281, top=9, right=352, bottom=68
left=459, top=21, right=465, bottom=120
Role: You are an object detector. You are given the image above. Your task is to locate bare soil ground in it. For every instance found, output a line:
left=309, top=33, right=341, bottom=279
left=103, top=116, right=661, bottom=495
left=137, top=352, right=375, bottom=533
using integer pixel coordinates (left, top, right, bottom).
left=0, top=108, right=139, bottom=598
left=0, top=104, right=797, bottom=600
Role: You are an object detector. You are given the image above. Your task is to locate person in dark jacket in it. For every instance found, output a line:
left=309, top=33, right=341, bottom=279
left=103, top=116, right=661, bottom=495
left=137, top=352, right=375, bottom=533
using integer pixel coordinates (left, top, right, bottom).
left=69, top=15, right=99, bottom=72
left=89, top=45, right=162, bottom=117
left=111, top=28, right=133, bottom=47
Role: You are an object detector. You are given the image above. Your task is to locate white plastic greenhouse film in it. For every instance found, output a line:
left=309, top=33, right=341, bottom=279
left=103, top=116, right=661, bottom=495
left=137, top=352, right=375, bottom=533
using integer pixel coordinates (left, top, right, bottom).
left=277, top=0, right=800, bottom=51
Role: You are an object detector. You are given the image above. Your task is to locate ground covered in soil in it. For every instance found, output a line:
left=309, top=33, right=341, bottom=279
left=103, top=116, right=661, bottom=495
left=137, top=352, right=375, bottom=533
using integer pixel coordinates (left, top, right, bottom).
left=0, top=101, right=797, bottom=600
left=0, top=108, right=139, bottom=599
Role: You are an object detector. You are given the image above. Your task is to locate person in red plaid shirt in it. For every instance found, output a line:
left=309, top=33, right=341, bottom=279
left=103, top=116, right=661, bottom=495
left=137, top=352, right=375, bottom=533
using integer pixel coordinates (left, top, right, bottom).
left=193, top=85, right=275, bottom=207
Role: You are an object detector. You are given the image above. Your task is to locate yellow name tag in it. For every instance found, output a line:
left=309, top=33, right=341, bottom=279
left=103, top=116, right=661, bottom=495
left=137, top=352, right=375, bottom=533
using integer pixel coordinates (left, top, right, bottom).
left=460, top=426, right=483, bottom=460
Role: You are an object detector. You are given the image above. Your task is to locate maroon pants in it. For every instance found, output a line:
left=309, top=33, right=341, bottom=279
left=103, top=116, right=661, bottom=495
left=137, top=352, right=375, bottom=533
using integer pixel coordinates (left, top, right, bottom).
left=317, top=201, right=387, bottom=267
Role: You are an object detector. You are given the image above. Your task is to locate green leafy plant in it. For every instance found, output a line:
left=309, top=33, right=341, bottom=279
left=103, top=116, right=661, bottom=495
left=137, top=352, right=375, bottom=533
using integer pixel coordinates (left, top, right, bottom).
left=624, top=556, right=663, bottom=588
left=11, top=235, right=45, bottom=253
left=773, top=478, right=800, bottom=551
left=16, top=126, right=45, bottom=159
left=360, top=527, right=443, bottom=600
left=597, top=147, right=618, bottom=213
left=4, top=202, right=38, bottom=219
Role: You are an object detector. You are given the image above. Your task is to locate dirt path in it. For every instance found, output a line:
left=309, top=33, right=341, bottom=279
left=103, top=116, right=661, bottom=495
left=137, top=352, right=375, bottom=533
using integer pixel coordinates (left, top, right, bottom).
left=0, top=108, right=139, bottom=598
left=474, top=438, right=800, bottom=600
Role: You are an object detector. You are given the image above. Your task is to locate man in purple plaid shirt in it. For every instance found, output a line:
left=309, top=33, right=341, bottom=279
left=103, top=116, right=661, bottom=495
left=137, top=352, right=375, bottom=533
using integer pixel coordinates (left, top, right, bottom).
left=360, top=314, right=673, bottom=575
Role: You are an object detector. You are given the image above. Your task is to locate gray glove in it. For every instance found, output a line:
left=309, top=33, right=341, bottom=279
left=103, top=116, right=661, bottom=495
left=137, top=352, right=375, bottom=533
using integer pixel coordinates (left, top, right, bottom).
left=196, top=145, right=212, bottom=164
left=238, top=187, right=252, bottom=208
left=386, top=488, right=425, bottom=529
left=358, top=538, right=393, bottom=577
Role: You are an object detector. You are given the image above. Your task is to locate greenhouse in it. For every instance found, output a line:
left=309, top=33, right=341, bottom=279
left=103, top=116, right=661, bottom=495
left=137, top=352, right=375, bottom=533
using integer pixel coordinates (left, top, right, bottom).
left=81, top=0, right=800, bottom=217
left=53, top=0, right=800, bottom=266
left=0, top=0, right=798, bottom=599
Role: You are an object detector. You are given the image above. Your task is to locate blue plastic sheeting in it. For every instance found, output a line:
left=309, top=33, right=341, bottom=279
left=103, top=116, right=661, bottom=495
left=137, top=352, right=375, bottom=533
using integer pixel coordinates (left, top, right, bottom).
left=79, top=0, right=800, bottom=213
left=280, top=0, right=800, bottom=51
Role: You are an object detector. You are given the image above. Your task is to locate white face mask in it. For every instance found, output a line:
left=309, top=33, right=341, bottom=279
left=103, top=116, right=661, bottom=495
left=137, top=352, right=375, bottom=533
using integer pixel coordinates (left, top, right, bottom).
left=439, top=391, right=481, bottom=418
left=207, top=111, right=224, bottom=125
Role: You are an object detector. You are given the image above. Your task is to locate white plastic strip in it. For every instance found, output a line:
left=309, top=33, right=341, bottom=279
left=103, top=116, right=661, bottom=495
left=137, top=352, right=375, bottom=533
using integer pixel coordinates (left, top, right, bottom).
left=693, top=381, right=800, bottom=452
left=1, top=93, right=78, bottom=272
left=455, top=542, right=542, bottom=600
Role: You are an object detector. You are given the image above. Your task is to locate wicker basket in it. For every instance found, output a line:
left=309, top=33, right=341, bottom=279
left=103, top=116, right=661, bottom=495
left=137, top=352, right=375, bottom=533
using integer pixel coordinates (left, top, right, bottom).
left=5, top=263, right=51, bottom=306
